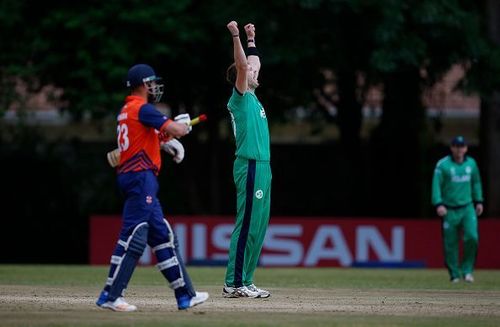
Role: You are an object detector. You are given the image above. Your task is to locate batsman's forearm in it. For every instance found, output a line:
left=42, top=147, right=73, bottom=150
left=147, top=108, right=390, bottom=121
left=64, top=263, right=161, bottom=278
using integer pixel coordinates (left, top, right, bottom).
left=163, top=122, right=189, bottom=137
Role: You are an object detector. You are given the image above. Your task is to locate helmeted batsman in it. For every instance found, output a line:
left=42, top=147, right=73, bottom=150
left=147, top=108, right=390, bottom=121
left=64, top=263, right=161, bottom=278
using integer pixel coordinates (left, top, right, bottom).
left=96, top=63, right=208, bottom=311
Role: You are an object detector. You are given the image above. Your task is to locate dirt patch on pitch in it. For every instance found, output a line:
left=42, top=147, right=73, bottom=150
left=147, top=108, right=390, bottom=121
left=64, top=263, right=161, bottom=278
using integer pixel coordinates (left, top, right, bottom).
left=1, top=285, right=499, bottom=317
left=207, top=287, right=500, bottom=317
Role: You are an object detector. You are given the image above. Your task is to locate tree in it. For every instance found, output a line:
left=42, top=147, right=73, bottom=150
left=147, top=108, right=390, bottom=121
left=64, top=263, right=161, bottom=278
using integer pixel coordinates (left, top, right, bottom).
left=364, top=0, right=500, bottom=215
left=1, top=0, right=499, bottom=216
left=482, top=0, right=500, bottom=216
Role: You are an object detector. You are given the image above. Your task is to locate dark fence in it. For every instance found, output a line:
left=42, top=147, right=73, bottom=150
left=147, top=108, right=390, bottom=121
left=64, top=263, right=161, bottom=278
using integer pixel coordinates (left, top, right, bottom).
left=0, top=138, right=479, bottom=263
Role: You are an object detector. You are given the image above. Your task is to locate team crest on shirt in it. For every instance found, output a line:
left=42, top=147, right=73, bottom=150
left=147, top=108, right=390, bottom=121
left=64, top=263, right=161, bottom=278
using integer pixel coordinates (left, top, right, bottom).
left=260, top=107, right=266, bottom=119
left=255, top=190, right=263, bottom=199
left=146, top=196, right=153, bottom=204
left=465, top=166, right=472, bottom=174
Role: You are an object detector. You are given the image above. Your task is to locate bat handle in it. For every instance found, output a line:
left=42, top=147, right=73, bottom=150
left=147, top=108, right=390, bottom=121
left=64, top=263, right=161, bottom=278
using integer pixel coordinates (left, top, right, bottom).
left=190, top=114, right=207, bottom=126
left=190, top=118, right=200, bottom=126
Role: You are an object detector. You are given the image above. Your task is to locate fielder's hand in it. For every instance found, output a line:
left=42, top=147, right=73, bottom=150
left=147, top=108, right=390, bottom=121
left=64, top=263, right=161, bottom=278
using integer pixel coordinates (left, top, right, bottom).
left=161, top=138, right=185, bottom=163
left=107, top=148, right=120, bottom=168
left=436, top=205, right=447, bottom=217
left=244, top=23, right=255, bottom=39
left=174, top=113, right=192, bottom=133
left=227, top=21, right=239, bottom=36
left=475, top=203, right=484, bottom=216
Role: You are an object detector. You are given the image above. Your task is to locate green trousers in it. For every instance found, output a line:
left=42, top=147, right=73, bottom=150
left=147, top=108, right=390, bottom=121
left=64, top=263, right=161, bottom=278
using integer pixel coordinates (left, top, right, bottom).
left=442, top=203, right=478, bottom=280
left=225, top=157, right=272, bottom=287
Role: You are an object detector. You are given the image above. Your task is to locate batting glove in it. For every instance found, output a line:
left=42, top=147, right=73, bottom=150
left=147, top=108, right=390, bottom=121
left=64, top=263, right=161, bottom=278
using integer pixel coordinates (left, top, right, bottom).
left=174, top=113, right=192, bottom=133
left=158, top=131, right=173, bottom=143
left=107, top=148, right=120, bottom=167
left=161, top=138, right=185, bottom=163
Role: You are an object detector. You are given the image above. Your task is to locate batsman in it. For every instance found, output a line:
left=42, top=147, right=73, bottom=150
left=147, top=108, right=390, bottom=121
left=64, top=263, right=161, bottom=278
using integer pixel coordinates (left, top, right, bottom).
left=222, top=21, right=271, bottom=298
left=432, top=136, right=484, bottom=283
left=96, top=63, right=208, bottom=311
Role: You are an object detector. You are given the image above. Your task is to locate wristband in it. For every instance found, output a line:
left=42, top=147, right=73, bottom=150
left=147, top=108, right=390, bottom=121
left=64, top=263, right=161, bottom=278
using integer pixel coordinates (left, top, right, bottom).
left=232, top=34, right=239, bottom=37
left=247, top=39, right=255, bottom=43
left=246, top=46, right=260, bottom=57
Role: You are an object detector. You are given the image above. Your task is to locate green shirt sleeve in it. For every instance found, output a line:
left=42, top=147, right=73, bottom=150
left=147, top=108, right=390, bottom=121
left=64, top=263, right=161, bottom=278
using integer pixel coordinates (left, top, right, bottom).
left=471, top=159, right=484, bottom=203
left=431, top=164, right=443, bottom=206
left=228, top=88, right=247, bottom=113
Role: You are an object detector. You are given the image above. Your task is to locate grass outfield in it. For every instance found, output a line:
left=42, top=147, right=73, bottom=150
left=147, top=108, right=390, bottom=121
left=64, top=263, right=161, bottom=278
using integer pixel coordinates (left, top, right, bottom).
left=0, top=265, right=499, bottom=326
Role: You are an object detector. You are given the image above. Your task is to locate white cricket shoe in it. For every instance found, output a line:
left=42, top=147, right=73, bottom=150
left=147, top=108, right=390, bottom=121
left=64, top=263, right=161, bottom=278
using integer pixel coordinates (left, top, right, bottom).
left=222, top=285, right=259, bottom=298
left=99, top=297, right=137, bottom=312
left=451, top=278, right=460, bottom=283
left=247, top=284, right=271, bottom=298
left=178, top=291, right=209, bottom=310
left=464, top=273, right=474, bottom=283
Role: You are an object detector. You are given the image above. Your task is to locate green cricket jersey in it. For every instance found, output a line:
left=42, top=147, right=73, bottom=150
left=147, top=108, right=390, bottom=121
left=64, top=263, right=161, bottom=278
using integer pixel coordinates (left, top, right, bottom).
left=227, top=88, right=270, bottom=161
left=432, top=155, right=483, bottom=207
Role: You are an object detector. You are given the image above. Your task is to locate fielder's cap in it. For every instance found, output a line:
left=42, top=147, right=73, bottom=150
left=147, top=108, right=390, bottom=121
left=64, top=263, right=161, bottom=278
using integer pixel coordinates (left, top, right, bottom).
left=126, top=64, right=162, bottom=88
left=451, top=135, right=466, bottom=146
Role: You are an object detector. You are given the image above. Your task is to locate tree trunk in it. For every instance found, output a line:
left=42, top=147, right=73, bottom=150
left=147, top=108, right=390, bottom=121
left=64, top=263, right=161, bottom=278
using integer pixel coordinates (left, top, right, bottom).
left=337, top=71, right=362, bottom=152
left=480, top=94, right=500, bottom=216
left=482, top=0, right=500, bottom=216
left=369, top=69, right=425, bottom=217
left=335, top=71, right=364, bottom=214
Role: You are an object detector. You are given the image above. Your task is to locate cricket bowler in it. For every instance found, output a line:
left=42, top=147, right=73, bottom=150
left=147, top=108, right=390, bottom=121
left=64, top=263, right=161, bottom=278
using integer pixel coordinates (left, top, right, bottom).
left=222, top=21, right=272, bottom=298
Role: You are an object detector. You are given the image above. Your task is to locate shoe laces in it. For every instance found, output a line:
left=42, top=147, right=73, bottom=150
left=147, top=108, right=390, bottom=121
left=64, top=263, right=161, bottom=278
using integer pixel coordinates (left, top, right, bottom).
left=247, top=284, right=260, bottom=292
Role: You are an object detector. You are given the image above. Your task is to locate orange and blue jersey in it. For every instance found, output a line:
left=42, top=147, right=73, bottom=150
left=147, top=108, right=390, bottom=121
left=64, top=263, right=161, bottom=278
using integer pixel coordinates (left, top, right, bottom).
left=116, top=95, right=171, bottom=175
left=110, top=95, right=196, bottom=301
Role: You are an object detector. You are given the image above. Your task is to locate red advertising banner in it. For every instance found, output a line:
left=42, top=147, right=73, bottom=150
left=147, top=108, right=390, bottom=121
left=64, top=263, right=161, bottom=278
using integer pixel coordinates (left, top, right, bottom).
left=89, top=216, right=500, bottom=268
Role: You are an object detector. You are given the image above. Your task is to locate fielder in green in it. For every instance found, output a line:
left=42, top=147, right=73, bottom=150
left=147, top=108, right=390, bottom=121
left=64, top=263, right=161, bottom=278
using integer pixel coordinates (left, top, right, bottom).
left=222, top=21, right=271, bottom=298
left=432, top=136, right=484, bottom=283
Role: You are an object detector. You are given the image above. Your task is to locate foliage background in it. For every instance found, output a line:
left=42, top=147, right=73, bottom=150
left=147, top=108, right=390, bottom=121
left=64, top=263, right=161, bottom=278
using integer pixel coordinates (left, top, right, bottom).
left=0, top=0, right=499, bottom=263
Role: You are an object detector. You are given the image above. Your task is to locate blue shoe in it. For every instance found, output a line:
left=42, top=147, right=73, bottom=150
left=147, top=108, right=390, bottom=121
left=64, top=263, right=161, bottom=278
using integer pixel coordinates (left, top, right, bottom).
left=96, top=290, right=109, bottom=307
left=177, top=291, right=209, bottom=310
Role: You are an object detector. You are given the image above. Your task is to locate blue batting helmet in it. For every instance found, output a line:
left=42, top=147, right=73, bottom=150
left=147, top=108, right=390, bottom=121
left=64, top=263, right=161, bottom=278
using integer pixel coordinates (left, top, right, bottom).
left=126, top=64, right=161, bottom=88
